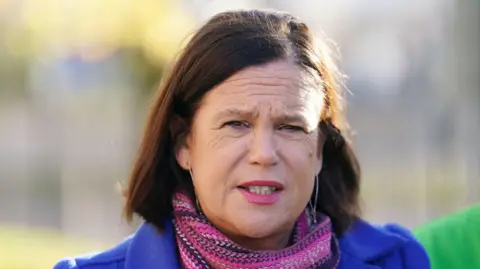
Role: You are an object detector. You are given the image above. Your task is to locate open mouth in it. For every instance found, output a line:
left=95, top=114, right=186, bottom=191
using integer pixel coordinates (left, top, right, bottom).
left=237, top=186, right=280, bottom=195
left=237, top=181, right=284, bottom=205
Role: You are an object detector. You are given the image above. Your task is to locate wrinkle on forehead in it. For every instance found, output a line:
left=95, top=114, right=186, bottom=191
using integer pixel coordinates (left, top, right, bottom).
left=214, top=102, right=310, bottom=120
left=214, top=60, right=322, bottom=94
left=199, top=60, right=325, bottom=127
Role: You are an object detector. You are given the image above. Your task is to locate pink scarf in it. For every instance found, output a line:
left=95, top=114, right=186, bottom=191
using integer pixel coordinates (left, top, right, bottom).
left=172, top=192, right=340, bottom=268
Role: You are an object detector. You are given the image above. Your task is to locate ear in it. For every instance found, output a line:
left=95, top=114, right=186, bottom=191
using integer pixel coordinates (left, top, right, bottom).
left=176, top=142, right=191, bottom=170
left=171, top=114, right=191, bottom=170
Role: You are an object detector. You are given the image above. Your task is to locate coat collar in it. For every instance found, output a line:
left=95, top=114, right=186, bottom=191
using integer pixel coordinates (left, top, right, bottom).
left=338, top=219, right=407, bottom=269
left=125, top=218, right=405, bottom=269
left=125, top=219, right=179, bottom=269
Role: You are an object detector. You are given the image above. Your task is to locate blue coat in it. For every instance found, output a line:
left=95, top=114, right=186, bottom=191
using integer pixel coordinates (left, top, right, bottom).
left=54, top=219, right=430, bottom=269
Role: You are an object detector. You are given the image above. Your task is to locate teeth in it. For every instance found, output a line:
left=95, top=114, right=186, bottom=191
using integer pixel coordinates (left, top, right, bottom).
left=246, top=186, right=277, bottom=195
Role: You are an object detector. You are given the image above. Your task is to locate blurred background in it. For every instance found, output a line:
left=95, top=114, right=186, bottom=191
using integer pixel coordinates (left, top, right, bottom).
left=0, top=0, right=478, bottom=268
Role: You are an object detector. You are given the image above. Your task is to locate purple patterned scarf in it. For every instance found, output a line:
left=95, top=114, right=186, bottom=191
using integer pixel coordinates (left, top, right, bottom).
left=172, top=192, right=340, bottom=269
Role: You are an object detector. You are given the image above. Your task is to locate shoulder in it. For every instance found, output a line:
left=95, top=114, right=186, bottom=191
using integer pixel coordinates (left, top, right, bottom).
left=381, top=223, right=431, bottom=268
left=414, top=205, right=480, bottom=268
left=52, top=220, right=179, bottom=269
left=339, top=219, right=430, bottom=269
left=414, top=204, right=480, bottom=240
left=53, top=237, right=131, bottom=269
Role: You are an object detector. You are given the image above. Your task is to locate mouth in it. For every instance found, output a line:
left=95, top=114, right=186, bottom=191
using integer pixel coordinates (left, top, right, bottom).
left=237, top=186, right=280, bottom=195
left=237, top=180, right=284, bottom=195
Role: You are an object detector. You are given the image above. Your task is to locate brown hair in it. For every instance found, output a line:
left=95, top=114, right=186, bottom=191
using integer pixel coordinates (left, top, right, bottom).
left=123, top=9, right=361, bottom=236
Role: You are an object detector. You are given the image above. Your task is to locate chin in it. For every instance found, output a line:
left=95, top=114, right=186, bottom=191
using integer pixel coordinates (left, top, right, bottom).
left=232, top=212, right=286, bottom=239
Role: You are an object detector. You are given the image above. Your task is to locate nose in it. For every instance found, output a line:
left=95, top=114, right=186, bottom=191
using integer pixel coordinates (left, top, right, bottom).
left=248, top=128, right=278, bottom=166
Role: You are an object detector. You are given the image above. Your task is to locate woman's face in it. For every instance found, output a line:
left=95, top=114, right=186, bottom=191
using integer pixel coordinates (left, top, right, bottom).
left=176, top=60, right=325, bottom=249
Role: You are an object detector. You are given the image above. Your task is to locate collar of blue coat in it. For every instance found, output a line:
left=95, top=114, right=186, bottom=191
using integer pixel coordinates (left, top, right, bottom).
left=124, top=218, right=408, bottom=269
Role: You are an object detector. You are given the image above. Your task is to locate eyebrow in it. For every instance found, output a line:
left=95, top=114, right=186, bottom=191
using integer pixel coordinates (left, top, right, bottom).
left=213, top=108, right=309, bottom=125
left=213, top=108, right=256, bottom=123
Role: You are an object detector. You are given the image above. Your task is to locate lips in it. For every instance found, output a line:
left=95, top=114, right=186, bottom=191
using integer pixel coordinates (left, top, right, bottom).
left=238, top=180, right=284, bottom=189
left=237, top=180, right=284, bottom=205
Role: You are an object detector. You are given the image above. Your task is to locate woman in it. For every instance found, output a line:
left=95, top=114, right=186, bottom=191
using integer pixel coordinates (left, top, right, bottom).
left=54, top=9, right=430, bottom=269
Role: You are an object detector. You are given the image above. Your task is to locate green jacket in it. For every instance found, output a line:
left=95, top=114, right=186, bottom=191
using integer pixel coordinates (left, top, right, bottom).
left=414, top=204, right=480, bottom=269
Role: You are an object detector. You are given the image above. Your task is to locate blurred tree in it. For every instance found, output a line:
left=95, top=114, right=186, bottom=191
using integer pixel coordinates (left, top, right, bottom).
left=0, top=25, right=29, bottom=99
left=13, top=0, right=194, bottom=62
left=1, top=0, right=194, bottom=98
left=122, top=48, right=165, bottom=99
left=0, top=0, right=195, bottom=235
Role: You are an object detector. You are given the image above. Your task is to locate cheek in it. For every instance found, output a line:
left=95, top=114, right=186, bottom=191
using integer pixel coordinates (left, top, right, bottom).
left=279, top=132, right=319, bottom=159
left=189, top=130, right=244, bottom=193
left=278, top=134, right=319, bottom=181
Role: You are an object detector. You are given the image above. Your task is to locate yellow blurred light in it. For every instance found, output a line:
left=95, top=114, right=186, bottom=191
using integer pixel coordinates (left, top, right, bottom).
left=15, top=0, right=194, bottom=61
left=142, top=9, right=195, bottom=62
left=0, top=0, right=10, bottom=12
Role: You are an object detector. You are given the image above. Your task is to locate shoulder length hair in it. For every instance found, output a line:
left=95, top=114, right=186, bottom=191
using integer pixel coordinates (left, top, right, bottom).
left=123, top=9, right=361, bottom=236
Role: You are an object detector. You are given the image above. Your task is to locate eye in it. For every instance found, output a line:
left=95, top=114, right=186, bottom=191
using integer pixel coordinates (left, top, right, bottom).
left=223, top=120, right=250, bottom=129
left=278, top=124, right=306, bottom=133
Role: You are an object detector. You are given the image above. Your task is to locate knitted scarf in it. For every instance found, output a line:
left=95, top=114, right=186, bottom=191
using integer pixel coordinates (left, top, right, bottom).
left=172, top=192, right=340, bottom=269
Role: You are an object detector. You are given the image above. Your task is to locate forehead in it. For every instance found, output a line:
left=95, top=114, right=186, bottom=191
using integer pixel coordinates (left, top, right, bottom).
left=203, top=61, right=324, bottom=111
